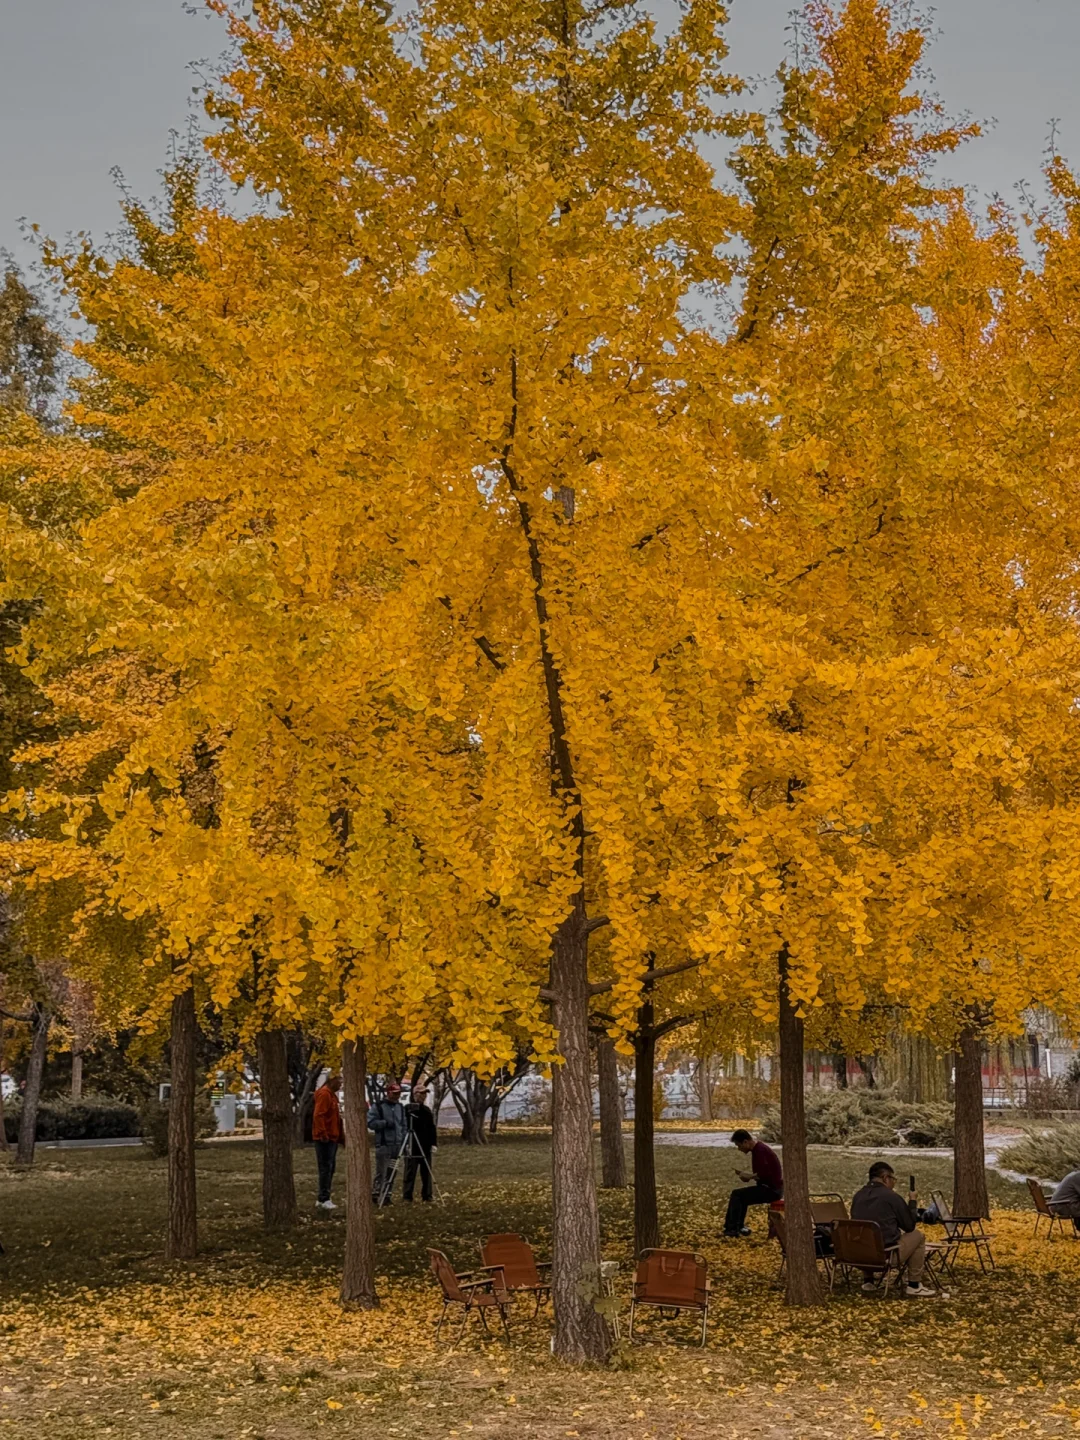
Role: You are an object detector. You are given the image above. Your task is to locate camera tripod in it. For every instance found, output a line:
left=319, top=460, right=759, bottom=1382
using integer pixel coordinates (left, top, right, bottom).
left=376, top=1111, right=444, bottom=1206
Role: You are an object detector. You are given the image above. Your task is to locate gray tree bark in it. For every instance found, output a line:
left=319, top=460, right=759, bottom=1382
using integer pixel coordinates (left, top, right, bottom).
left=953, top=1024, right=989, bottom=1219
left=340, top=1037, right=378, bottom=1307
left=257, top=1028, right=297, bottom=1230
left=778, top=948, right=821, bottom=1306
left=166, top=988, right=198, bottom=1260
left=597, top=1035, right=626, bottom=1189
left=15, top=1005, right=50, bottom=1169
left=71, top=1049, right=83, bottom=1101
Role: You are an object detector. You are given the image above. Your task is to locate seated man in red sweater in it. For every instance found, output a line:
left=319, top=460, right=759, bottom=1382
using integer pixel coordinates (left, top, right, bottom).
left=723, top=1129, right=783, bottom=1237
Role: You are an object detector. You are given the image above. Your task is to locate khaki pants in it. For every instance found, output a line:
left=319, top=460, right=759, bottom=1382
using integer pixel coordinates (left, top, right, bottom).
left=896, top=1228, right=925, bottom=1282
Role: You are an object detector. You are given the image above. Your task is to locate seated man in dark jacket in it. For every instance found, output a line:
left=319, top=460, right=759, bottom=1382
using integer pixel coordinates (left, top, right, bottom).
left=722, top=1129, right=783, bottom=1237
left=851, top=1161, right=936, bottom=1297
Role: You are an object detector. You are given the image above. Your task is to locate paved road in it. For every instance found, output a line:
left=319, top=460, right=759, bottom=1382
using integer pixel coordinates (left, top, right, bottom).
left=36, top=1137, right=143, bottom=1150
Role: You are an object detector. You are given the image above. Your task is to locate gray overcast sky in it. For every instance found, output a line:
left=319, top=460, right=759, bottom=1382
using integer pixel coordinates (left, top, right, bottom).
left=2, top=0, right=1080, bottom=283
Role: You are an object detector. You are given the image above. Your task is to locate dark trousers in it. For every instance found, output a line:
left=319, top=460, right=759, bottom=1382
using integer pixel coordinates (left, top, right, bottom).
left=724, top=1183, right=780, bottom=1234
left=403, top=1150, right=433, bottom=1202
left=315, top=1140, right=339, bottom=1203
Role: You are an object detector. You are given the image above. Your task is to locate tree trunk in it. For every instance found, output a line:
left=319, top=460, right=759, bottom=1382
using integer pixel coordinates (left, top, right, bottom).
left=697, top=1051, right=713, bottom=1120
left=15, top=1005, right=50, bottom=1169
left=0, top=1015, right=9, bottom=1151
left=292, top=1060, right=322, bottom=1147
left=166, top=988, right=198, bottom=1259
left=71, top=1049, right=83, bottom=1101
left=953, top=1024, right=989, bottom=1219
left=550, top=910, right=609, bottom=1364
left=340, top=1037, right=378, bottom=1307
left=833, top=1052, right=848, bottom=1089
left=633, top=1007, right=660, bottom=1254
left=597, top=1035, right=626, bottom=1189
left=257, top=1028, right=297, bottom=1230
left=778, top=949, right=821, bottom=1306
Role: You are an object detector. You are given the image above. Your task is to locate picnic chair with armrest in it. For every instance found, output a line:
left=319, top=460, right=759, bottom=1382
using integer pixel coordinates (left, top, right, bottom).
left=1027, top=1178, right=1080, bottom=1241
left=829, top=1219, right=941, bottom=1298
left=928, top=1189, right=995, bottom=1273
left=480, top=1233, right=551, bottom=1316
left=429, top=1248, right=513, bottom=1340
left=628, top=1249, right=711, bottom=1347
left=770, top=1209, right=833, bottom=1285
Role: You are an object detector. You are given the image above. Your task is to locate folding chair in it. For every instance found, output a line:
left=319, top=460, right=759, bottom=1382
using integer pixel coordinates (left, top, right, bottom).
left=928, top=1189, right=995, bottom=1273
left=770, top=1209, right=833, bottom=1286
left=429, top=1248, right=513, bottom=1340
left=628, top=1249, right=711, bottom=1347
left=1028, top=1178, right=1080, bottom=1241
left=480, top=1233, right=551, bottom=1316
left=829, top=1219, right=942, bottom=1297
left=809, top=1194, right=848, bottom=1225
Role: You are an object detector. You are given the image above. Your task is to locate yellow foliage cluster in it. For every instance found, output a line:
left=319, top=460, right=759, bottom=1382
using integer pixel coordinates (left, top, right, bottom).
left=3, top=0, right=1080, bottom=1069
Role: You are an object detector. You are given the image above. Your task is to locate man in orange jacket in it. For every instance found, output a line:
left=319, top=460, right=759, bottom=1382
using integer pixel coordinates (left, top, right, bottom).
left=312, top=1074, right=344, bottom=1210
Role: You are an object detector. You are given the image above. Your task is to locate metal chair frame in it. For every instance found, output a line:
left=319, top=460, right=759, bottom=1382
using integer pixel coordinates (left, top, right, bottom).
left=1028, top=1178, right=1080, bottom=1241
left=928, top=1189, right=995, bottom=1274
left=429, top=1249, right=513, bottom=1341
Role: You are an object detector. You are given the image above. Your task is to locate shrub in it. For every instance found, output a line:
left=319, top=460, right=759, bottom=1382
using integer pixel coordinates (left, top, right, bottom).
left=2, top=1094, right=140, bottom=1143
left=998, top=1124, right=1080, bottom=1180
left=759, top=1087, right=954, bottom=1148
left=137, top=1090, right=220, bottom=1156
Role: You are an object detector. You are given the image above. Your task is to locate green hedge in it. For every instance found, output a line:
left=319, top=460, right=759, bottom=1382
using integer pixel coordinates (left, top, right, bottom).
left=3, top=1094, right=140, bottom=1142
left=759, top=1088, right=954, bottom=1148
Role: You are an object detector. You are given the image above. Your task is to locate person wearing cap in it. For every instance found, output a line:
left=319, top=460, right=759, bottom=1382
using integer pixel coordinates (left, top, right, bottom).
left=312, top=1073, right=344, bottom=1211
left=403, top=1083, right=439, bottom=1203
left=367, top=1079, right=407, bottom=1206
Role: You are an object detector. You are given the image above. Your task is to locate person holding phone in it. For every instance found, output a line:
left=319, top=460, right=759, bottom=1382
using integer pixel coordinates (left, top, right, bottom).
left=851, top=1161, right=936, bottom=1296
left=722, top=1129, right=783, bottom=1237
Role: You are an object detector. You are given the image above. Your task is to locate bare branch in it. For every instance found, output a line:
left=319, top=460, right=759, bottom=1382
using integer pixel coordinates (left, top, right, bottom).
left=587, top=956, right=702, bottom=998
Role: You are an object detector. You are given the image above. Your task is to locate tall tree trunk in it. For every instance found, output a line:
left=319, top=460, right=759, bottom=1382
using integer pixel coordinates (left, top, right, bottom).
left=833, top=1052, right=848, bottom=1089
left=550, top=909, right=609, bottom=1364
left=257, top=1028, right=297, bottom=1230
left=597, top=1035, right=626, bottom=1189
left=340, top=1037, right=378, bottom=1307
left=292, top=1059, right=322, bottom=1146
left=15, top=1005, right=50, bottom=1169
left=633, top=1006, right=659, bottom=1254
left=697, top=1051, right=713, bottom=1120
left=166, top=988, right=198, bottom=1259
left=71, top=1048, right=83, bottom=1101
left=953, top=1024, right=989, bottom=1219
left=778, top=949, right=821, bottom=1306
left=0, top=1014, right=9, bottom=1151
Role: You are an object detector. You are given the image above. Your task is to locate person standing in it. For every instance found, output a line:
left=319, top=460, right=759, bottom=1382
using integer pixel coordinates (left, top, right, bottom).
left=367, top=1079, right=406, bottom=1206
left=722, top=1129, right=783, bottom=1237
left=312, top=1073, right=344, bottom=1211
left=403, top=1083, right=438, bottom=1203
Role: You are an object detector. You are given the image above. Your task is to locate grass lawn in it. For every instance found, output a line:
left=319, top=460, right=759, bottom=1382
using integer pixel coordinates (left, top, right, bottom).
left=1, top=1133, right=1078, bottom=1439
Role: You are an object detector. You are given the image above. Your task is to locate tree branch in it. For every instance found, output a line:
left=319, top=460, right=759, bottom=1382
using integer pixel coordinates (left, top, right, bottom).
left=587, top=956, right=701, bottom=997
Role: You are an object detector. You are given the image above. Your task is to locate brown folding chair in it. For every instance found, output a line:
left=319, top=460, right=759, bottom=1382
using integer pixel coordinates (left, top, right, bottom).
left=829, top=1219, right=933, bottom=1298
left=928, top=1189, right=995, bottom=1273
left=770, top=1210, right=833, bottom=1285
left=628, top=1249, right=711, bottom=1347
left=429, top=1248, right=513, bottom=1340
left=480, top=1233, right=551, bottom=1316
left=810, top=1194, right=849, bottom=1225
left=1027, top=1178, right=1080, bottom=1241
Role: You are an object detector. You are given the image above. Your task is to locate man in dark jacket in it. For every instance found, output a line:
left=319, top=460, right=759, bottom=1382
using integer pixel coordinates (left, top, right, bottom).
left=723, top=1129, right=783, bottom=1237
left=851, top=1161, right=936, bottom=1296
left=403, top=1083, right=438, bottom=1203
left=367, top=1080, right=407, bottom=1205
